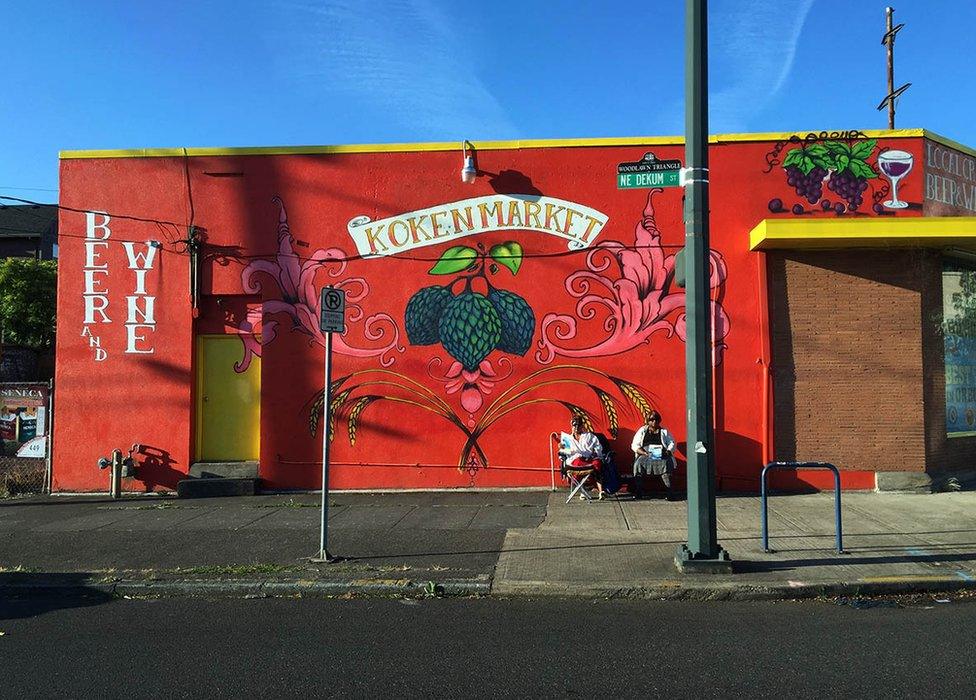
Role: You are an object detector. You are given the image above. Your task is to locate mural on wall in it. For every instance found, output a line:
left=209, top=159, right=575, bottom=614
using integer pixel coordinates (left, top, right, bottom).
left=233, top=197, right=403, bottom=375
left=233, top=190, right=729, bottom=476
left=763, top=131, right=918, bottom=215
left=925, top=140, right=976, bottom=216
left=538, top=190, right=730, bottom=365
left=405, top=240, right=533, bottom=413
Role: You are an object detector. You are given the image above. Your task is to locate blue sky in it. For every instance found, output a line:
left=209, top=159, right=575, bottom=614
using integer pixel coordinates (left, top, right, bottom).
left=1, top=0, right=972, bottom=195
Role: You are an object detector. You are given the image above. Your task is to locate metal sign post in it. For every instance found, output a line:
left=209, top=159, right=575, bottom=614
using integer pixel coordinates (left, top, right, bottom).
left=675, top=0, right=731, bottom=574
left=312, top=286, right=346, bottom=563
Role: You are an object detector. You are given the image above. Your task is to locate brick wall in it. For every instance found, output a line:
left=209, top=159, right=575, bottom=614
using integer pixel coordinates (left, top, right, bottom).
left=768, top=249, right=927, bottom=472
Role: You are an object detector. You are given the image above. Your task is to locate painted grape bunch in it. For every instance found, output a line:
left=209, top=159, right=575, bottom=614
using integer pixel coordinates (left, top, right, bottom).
left=768, top=139, right=879, bottom=215
left=405, top=241, right=535, bottom=370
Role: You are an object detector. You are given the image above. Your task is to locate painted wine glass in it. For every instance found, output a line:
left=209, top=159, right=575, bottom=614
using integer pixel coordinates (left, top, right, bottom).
left=878, top=150, right=914, bottom=209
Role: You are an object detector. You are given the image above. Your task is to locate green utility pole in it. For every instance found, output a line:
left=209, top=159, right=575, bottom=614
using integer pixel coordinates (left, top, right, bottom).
left=675, top=0, right=731, bottom=573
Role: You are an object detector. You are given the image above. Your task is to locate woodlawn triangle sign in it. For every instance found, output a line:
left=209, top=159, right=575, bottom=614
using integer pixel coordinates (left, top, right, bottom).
left=617, top=152, right=683, bottom=189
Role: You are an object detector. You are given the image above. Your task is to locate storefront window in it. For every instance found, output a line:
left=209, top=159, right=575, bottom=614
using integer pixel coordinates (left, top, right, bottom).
left=943, top=259, right=976, bottom=436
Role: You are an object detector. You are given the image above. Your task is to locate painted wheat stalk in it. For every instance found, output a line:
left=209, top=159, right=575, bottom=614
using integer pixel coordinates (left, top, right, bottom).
left=309, top=392, right=324, bottom=437
left=347, top=395, right=380, bottom=445
left=309, top=388, right=352, bottom=439
left=594, top=388, right=618, bottom=438
left=307, top=375, right=352, bottom=437
left=560, top=402, right=593, bottom=432
left=328, top=389, right=353, bottom=441
left=613, top=378, right=653, bottom=419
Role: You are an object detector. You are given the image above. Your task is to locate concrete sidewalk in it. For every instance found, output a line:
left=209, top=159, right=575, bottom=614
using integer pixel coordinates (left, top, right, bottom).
left=493, top=491, right=976, bottom=598
left=1, top=489, right=974, bottom=599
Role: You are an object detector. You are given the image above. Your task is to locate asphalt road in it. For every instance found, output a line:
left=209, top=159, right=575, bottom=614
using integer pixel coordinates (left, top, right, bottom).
left=2, top=595, right=974, bottom=698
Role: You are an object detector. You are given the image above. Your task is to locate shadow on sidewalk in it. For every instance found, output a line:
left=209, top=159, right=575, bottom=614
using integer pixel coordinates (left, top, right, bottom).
left=735, top=550, right=976, bottom=573
left=347, top=538, right=688, bottom=562
left=347, top=533, right=976, bottom=568
left=0, top=572, right=115, bottom=621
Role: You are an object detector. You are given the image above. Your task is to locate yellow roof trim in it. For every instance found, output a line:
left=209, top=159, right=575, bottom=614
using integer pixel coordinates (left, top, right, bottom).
left=711, top=128, right=923, bottom=144
left=59, top=137, right=681, bottom=160
left=750, top=216, right=976, bottom=251
left=58, top=128, right=929, bottom=160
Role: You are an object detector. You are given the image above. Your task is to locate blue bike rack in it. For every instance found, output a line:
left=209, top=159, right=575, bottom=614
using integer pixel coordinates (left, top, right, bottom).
left=761, top=461, right=844, bottom=554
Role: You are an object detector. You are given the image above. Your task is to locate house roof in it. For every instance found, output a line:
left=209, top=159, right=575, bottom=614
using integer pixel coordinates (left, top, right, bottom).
left=0, top=204, right=58, bottom=239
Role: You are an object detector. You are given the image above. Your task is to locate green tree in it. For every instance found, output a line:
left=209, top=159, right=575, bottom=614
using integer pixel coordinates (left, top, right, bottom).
left=0, top=258, right=57, bottom=349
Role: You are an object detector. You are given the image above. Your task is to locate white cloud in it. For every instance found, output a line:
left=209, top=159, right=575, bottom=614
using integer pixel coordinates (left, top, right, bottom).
left=708, top=0, right=815, bottom=131
left=271, top=0, right=516, bottom=138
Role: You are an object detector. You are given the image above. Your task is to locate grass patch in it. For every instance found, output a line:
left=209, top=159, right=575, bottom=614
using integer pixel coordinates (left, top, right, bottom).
left=97, top=501, right=181, bottom=511
left=175, top=563, right=298, bottom=576
left=0, top=565, right=39, bottom=573
left=252, top=498, right=319, bottom=509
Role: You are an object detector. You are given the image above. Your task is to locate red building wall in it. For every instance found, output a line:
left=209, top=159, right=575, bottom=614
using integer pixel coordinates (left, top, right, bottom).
left=53, top=132, right=926, bottom=492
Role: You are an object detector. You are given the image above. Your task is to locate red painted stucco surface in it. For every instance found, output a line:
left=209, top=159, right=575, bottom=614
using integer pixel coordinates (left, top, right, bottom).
left=53, top=134, right=925, bottom=492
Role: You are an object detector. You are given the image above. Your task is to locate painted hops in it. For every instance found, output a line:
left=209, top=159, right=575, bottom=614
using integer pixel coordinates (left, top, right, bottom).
left=404, top=241, right=535, bottom=370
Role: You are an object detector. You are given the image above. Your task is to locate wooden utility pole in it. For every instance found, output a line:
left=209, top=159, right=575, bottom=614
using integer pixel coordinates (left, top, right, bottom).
left=878, top=6, right=910, bottom=128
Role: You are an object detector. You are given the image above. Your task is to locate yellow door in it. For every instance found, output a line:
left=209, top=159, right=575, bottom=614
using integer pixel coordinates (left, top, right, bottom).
left=196, top=335, right=261, bottom=461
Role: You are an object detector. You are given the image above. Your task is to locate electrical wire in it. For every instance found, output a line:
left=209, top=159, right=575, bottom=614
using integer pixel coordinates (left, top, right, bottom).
left=1, top=194, right=187, bottom=231
left=3, top=193, right=691, bottom=265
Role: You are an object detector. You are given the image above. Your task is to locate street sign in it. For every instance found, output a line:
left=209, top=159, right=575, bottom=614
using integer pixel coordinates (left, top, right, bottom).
left=320, top=287, right=346, bottom=333
left=618, top=171, right=680, bottom=188
left=617, top=152, right=683, bottom=189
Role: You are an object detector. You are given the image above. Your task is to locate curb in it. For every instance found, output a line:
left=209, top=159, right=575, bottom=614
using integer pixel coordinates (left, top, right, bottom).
left=2, top=573, right=975, bottom=601
left=0, top=576, right=491, bottom=600
left=490, top=575, right=976, bottom=601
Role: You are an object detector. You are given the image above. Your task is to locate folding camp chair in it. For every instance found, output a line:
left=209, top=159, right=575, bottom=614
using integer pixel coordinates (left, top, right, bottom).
left=548, top=434, right=596, bottom=503
left=561, top=460, right=597, bottom=503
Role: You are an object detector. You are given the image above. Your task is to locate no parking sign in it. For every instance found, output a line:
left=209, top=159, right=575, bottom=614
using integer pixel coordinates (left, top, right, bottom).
left=320, top=287, right=346, bottom=333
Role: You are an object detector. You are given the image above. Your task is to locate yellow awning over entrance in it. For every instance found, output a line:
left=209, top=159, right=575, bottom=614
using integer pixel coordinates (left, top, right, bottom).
left=749, top=217, right=976, bottom=251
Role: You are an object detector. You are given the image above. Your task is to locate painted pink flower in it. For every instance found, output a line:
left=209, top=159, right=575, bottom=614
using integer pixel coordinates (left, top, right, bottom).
left=234, top=197, right=402, bottom=372
left=537, top=190, right=730, bottom=365
left=429, top=358, right=512, bottom=414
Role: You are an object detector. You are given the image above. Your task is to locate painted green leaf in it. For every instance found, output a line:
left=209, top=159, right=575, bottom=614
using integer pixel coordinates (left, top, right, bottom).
left=806, top=144, right=830, bottom=158
left=811, top=155, right=834, bottom=171
left=851, top=139, right=877, bottom=160
left=429, top=246, right=479, bottom=275
left=782, top=149, right=804, bottom=167
left=489, top=241, right=523, bottom=275
left=823, top=141, right=852, bottom=156
left=850, top=159, right=878, bottom=179
left=797, top=156, right=816, bottom=176
left=835, top=154, right=851, bottom=172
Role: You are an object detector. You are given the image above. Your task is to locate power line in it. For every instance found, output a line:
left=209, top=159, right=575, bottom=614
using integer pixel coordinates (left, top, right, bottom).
left=0, top=194, right=188, bottom=231
left=4, top=193, right=692, bottom=266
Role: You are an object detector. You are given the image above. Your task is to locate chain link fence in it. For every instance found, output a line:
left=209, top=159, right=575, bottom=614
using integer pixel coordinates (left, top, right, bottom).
left=0, top=455, right=46, bottom=497
left=0, top=382, right=51, bottom=498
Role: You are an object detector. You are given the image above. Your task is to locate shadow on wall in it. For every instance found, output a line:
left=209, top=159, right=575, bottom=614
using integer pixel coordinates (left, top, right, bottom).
left=488, top=170, right=543, bottom=197
left=133, top=444, right=182, bottom=492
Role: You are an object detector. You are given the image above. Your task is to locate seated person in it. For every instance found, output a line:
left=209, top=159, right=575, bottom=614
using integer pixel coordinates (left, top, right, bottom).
left=552, top=415, right=606, bottom=500
left=630, top=410, right=677, bottom=500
